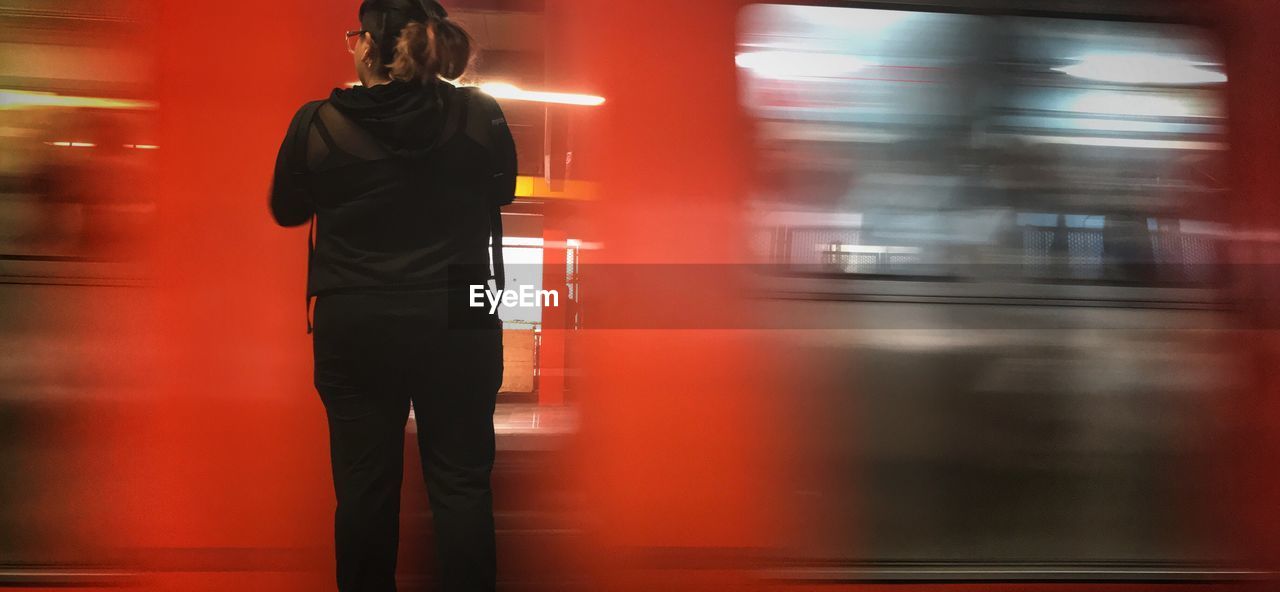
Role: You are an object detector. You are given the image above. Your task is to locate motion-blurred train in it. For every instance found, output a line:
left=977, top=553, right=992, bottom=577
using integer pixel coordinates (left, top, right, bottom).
left=741, top=1, right=1242, bottom=582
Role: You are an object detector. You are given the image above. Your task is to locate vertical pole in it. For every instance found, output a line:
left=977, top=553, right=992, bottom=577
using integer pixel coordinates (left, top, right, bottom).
left=539, top=223, right=568, bottom=406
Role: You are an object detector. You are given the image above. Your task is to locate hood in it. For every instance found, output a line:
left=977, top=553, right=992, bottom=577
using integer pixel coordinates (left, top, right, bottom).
left=327, top=79, right=455, bottom=154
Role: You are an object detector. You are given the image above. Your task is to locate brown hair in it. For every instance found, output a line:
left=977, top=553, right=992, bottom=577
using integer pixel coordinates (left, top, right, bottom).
left=388, top=17, right=473, bottom=83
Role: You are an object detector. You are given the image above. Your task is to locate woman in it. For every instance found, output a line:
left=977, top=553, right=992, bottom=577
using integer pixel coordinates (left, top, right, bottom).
left=269, top=1, right=515, bottom=590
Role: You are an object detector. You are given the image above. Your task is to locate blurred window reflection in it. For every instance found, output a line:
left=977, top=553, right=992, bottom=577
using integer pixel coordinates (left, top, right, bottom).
left=0, top=1, right=156, bottom=276
left=740, top=4, right=1228, bottom=290
left=741, top=3, right=1238, bottom=575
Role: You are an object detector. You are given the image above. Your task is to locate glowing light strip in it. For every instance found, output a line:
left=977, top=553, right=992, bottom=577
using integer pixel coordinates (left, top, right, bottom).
left=817, top=244, right=921, bottom=254
left=479, top=83, right=604, bottom=106
left=344, top=81, right=604, bottom=106
left=736, top=51, right=873, bottom=80
left=0, top=90, right=155, bottom=110
left=1054, top=53, right=1226, bottom=85
left=44, top=142, right=159, bottom=149
left=1022, top=135, right=1226, bottom=151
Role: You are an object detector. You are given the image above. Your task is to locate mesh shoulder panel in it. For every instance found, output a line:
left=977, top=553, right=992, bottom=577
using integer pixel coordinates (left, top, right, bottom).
left=305, top=102, right=393, bottom=172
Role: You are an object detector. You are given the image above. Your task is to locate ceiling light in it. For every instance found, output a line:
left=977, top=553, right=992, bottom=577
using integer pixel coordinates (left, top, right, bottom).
left=1054, top=53, right=1226, bottom=85
left=479, top=82, right=605, bottom=106
left=736, top=51, right=871, bottom=80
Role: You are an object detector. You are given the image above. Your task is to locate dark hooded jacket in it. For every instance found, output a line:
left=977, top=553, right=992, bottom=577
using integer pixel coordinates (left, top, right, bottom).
left=270, top=79, right=517, bottom=307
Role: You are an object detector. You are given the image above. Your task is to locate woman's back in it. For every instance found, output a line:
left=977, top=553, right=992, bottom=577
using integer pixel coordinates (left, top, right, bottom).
left=271, top=79, right=517, bottom=298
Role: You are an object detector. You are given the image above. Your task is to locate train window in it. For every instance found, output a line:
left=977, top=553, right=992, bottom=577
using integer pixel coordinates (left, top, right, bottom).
left=740, top=4, right=1229, bottom=294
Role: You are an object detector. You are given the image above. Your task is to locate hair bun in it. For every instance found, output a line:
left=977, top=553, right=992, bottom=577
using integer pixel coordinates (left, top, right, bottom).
left=387, top=2, right=473, bottom=84
left=415, top=0, right=448, bottom=20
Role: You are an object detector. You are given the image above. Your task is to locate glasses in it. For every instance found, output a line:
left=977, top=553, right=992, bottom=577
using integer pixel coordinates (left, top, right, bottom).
left=345, top=30, right=367, bottom=54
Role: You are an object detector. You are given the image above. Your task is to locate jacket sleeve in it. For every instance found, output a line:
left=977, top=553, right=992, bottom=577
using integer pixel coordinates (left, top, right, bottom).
left=269, top=102, right=319, bottom=227
left=479, top=93, right=518, bottom=207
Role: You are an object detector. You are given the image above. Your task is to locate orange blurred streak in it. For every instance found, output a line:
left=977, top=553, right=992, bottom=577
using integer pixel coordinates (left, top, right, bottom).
left=559, top=0, right=797, bottom=588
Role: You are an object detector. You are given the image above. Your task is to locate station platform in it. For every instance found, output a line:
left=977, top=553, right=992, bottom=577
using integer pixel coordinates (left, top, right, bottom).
left=411, top=402, right=578, bottom=452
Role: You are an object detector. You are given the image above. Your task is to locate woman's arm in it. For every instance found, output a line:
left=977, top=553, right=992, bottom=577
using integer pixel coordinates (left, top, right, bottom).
left=269, top=101, right=323, bottom=227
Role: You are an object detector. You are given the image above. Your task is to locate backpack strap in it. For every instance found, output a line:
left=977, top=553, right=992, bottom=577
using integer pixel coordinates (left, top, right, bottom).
left=289, top=100, right=325, bottom=333
left=490, top=207, right=506, bottom=296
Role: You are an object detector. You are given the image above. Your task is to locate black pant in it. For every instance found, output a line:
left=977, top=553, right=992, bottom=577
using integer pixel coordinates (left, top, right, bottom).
left=313, top=290, right=503, bottom=592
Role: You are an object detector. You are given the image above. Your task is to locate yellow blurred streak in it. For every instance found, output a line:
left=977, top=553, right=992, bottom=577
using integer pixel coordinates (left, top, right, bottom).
left=514, top=175, right=597, bottom=201
left=0, top=90, right=156, bottom=111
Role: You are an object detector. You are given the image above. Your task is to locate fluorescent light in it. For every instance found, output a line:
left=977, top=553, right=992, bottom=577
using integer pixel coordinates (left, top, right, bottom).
left=736, top=50, right=871, bottom=80
left=794, top=7, right=913, bottom=33
left=342, top=80, right=606, bottom=106
left=479, top=82, right=605, bottom=106
left=124, top=144, right=159, bottom=150
left=1054, top=53, right=1226, bottom=85
left=817, top=244, right=920, bottom=254
left=1021, top=134, right=1225, bottom=151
